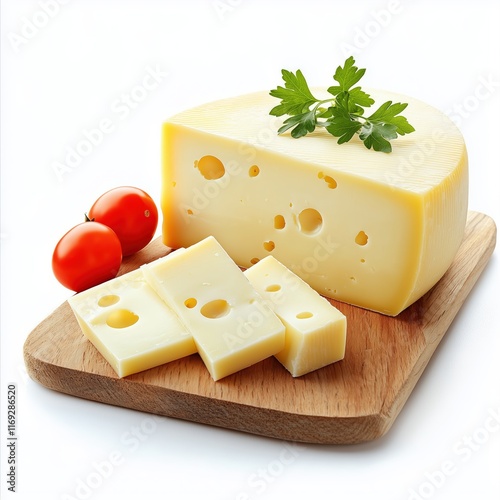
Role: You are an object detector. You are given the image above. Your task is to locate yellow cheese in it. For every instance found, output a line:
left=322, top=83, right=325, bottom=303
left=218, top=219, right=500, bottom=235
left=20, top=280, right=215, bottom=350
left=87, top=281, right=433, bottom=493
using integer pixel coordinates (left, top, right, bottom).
left=68, top=269, right=196, bottom=378
left=142, top=236, right=285, bottom=380
left=244, top=256, right=346, bottom=377
left=161, top=90, right=468, bottom=315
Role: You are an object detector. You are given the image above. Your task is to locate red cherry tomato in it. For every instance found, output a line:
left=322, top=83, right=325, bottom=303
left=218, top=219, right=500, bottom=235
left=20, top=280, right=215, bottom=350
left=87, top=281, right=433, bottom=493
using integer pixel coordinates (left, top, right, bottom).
left=88, top=186, right=158, bottom=256
left=52, top=221, right=122, bottom=292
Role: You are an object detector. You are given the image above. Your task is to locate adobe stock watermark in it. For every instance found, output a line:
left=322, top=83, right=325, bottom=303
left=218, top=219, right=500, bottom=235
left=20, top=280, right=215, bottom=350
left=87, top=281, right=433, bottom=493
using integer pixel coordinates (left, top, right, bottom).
left=60, top=415, right=161, bottom=500
left=224, top=298, right=277, bottom=350
left=382, top=124, right=450, bottom=189
left=179, top=115, right=282, bottom=223
left=51, top=64, right=168, bottom=182
left=223, top=243, right=342, bottom=351
left=446, top=73, right=499, bottom=128
left=212, top=0, right=245, bottom=21
left=339, top=0, right=404, bottom=57
left=407, top=405, right=500, bottom=500
left=288, top=235, right=339, bottom=282
left=383, top=71, right=499, bottom=189
left=223, top=266, right=302, bottom=350
left=7, top=0, right=71, bottom=54
left=233, top=441, right=303, bottom=499
left=181, top=157, right=245, bottom=223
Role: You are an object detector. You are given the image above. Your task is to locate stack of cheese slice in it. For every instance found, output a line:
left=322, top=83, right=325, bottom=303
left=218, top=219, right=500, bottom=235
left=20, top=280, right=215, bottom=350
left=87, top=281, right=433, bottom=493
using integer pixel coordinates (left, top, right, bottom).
left=161, top=90, right=468, bottom=315
left=68, top=236, right=347, bottom=379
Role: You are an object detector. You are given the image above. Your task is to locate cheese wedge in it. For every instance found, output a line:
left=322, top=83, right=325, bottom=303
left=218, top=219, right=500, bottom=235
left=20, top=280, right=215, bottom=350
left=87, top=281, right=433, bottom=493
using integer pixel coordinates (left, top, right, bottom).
left=142, top=236, right=285, bottom=381
left=161, top=90, right=468, bottom=316
left=68, top=268, right=196, bottom=378
left=244, top=256, right=346, bottom=377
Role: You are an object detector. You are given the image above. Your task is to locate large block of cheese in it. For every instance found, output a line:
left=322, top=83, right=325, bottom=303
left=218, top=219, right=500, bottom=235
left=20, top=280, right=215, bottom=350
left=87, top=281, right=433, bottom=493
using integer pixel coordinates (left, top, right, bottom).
left=68, top=269, right=196, bottom=378
left=244, top=256, right=346, bottom=377
left=161, top=90, right=468, bottom=316
left=142, top=236, right=285, bottom=380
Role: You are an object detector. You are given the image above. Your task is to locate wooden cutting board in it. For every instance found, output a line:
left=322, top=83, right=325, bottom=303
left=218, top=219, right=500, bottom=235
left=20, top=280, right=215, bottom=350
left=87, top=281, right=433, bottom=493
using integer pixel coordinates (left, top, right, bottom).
left=24, top=211, right=496, bottom=444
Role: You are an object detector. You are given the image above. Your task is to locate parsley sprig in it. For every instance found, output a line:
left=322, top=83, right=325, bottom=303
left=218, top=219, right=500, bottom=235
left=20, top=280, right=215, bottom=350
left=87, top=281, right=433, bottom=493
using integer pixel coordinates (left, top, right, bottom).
left=269, top=57, right=415, bottom=153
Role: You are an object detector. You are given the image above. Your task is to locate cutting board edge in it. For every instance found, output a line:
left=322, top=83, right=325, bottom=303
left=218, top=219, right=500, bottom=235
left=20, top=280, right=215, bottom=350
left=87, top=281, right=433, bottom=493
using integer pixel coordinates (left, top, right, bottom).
left=23, top=348, right=391, bottom=445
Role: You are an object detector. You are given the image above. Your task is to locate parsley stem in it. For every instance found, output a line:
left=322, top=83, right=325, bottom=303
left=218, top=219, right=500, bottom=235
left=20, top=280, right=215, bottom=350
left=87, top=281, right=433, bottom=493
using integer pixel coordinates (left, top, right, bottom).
left=311, top=99, right=334, bottom=112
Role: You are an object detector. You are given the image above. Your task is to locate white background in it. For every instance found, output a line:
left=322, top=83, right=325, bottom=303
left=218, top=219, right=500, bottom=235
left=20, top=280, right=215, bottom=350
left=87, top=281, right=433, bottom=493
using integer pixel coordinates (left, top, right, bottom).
left=1, top=1, right=499, bottom=499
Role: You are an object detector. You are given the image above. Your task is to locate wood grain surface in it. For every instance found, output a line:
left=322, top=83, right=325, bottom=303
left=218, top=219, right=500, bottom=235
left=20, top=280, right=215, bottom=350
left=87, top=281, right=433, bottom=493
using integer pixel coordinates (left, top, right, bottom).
left=23, top=211, right=496, bottom=444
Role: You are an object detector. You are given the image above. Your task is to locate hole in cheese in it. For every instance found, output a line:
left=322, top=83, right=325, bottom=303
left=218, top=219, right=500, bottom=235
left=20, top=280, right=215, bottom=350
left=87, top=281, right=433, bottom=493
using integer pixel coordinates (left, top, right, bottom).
left=318, top=171, right=337, bottom=188
left=274, top=215, right=285, bottom=230
left=98, top=295, right=120, bottom=307
left=248, top=165, right=260, bottom=177
left=355, top=231, right=368, bottom=246
left=106, top=309, right=139, bottom=329
left=196, top=155, right=225, bottom=180
left=200, top=299, right=230, bottom=319
left=250, top=257, right=259, bottom=265
left=298, top=208, right=323, bottom=235
left=263, top=240, right=275, bottom=252
left=184, top=297, right=197, bottom=309
left=324, top=175, right=337, bottom=189
left=296, top=312, right=313, bottom=319
left=265, top=284, right=281, bottom=292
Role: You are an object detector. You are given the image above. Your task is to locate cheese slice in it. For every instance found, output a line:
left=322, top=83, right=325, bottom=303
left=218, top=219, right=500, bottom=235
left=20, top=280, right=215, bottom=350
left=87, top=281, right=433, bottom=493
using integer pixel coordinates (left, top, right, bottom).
left=68, top=268, right=196, bottom=378
left=244, top=256, right=346, bottom=377
left=161, top=90, right=468, bottom=315
left=142, top=236, right=285, bottom=381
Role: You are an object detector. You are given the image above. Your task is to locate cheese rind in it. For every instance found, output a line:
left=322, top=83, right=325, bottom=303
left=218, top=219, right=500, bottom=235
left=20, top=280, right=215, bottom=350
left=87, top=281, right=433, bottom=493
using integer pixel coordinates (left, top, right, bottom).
left=68, top=269, right=196, bottom=378
left=142, top=236, right=285, bottom=380
left=161, top=90, right=468, bottom=315
left=244, top=256, right=346, bottom=377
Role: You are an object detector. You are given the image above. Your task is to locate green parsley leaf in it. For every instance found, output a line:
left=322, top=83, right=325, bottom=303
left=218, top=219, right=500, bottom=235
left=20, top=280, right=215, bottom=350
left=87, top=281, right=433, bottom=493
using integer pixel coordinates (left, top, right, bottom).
left=277, top=109, right=317, bottom=138
left=366, top=101, right=416, bottom=136
left=345, top=87, right=375, bottom=111
left=269, top=57, right=415, bottom=153
left=328, top=56, right=366, bottom=94
left=359, top=122, right=398, bottom=153
left=325, top=105, right=362, bottom=144
left=327, top=57, right=374, bottom=113
left=269, top=69, right=319, bottom=117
